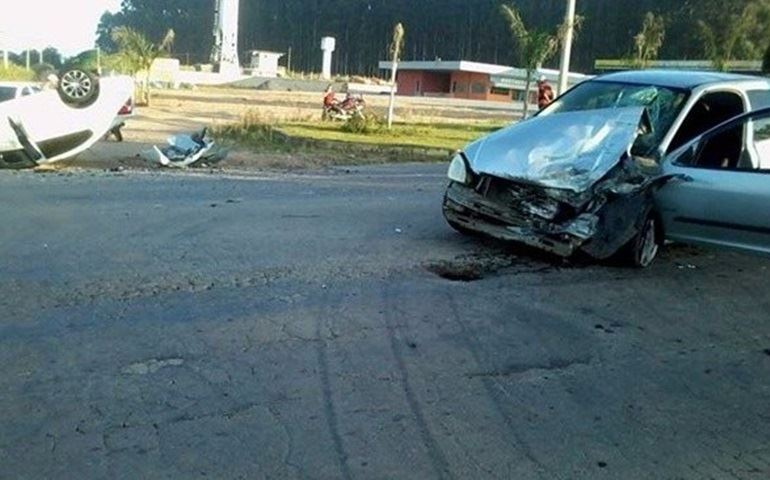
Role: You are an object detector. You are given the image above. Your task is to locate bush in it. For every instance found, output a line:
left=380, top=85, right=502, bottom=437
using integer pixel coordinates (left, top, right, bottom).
left=340, top=112, right=383, bottom=135
left=0, top=64, right=35, bottom=81
left=212, top=110, right=290, bottom=148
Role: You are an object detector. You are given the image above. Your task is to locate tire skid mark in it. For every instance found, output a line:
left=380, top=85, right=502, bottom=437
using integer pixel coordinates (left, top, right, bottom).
left=314, top=290, right=353, bottom=480
left=382, top=280, right=455, bottom=480
left=446, top=293, right=553, bottom=480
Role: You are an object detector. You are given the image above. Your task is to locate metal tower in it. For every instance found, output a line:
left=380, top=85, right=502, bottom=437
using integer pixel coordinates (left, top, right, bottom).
left=211, top=0, right=241, bottom=76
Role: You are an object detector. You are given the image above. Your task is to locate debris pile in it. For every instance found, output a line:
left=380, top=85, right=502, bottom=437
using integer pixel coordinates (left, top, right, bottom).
left=143, top=128, right=229, bottom=168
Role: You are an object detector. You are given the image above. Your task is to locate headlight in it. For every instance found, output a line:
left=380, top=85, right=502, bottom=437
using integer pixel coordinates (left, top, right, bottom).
left=448, top=153, right=470, bottom=184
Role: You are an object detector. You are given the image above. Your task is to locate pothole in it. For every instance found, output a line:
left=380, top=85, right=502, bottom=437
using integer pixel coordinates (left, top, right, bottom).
left=425, top=250, right=566, bottom=282
left=425, top=262, right=485, bottom=282
left=425, top=253, right=526, bottom=282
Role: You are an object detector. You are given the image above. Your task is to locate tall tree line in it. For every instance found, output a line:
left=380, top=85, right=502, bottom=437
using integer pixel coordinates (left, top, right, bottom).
left=96, top=0, right=770, bottom=74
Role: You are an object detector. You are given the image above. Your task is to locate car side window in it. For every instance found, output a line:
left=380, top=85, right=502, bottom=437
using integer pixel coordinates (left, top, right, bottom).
left=748, top=90, right=770, bottom=110
left=675, top=114, right=770, bottom=172
left=668, top=91, right=745, bottom=153
left=750, top=116, right=770, bottom=170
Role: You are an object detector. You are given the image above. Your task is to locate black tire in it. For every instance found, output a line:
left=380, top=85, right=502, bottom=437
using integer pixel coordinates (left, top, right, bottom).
left=618, top=212, right=661, bottom=268
left=57, top=69, right=100, bottom=108
left=112, top=126, right=124, bottom=142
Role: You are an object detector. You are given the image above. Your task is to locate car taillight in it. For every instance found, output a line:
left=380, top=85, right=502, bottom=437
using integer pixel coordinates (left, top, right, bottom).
left=118, top=99, right=133, bottom=115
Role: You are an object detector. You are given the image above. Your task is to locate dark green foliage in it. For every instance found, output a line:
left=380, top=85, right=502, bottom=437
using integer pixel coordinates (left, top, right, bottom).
left=95, top=0, right=770, bottom=74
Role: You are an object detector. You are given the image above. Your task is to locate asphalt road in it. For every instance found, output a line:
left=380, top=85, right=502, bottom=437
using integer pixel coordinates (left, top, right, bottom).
left=1, top=164, right=769, bottom=479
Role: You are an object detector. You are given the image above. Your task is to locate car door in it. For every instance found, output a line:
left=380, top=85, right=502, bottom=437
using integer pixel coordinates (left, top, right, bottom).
left=656, top=109, right=770, bottom=255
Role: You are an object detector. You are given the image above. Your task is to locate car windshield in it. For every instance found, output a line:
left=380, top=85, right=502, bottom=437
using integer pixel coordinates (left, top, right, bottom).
left=0, top=87, right=17, bottom=102
left=540, top=80, right=690, bottom=157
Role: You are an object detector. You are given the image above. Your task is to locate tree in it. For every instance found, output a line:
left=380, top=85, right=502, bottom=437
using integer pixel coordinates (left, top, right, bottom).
left=40, top=48, right=63, bottom=69
left=97, top=0, right=213, bottom=65
left=500, top=3, right=560, bottom=119
left=695, top=0, right=770, bottom=71
left=386, top=22, right=405, bottom=130
left=111, top=27, right=175, bottom=106
left=633, top=12, right=665, bottom=69
left=763, top=45, right=770, bottom=75
left=96, top=0, right=770, bottom=78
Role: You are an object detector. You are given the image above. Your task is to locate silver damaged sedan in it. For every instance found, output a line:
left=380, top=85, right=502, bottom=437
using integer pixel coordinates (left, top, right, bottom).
left=443, top=70, right=770, bottom=267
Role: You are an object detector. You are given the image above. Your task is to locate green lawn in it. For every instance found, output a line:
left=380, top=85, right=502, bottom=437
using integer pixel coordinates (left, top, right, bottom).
left=277, top=121, right=505, bottom=152
left=214, top=116, right=508, bottom=165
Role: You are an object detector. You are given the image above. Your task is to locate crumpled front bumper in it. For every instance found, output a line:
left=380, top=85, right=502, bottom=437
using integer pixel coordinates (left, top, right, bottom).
left=442, top=181, right=589, bottom=257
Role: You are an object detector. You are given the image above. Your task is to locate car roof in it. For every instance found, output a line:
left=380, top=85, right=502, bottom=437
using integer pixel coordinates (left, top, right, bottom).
left=593, top=70, right=766, bottom=90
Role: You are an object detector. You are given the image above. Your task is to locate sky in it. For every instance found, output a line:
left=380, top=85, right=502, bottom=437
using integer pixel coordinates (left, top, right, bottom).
left=0, top=0, right=123, bottom=57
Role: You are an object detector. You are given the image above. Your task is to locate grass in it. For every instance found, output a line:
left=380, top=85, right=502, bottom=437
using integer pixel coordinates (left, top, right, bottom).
left=0, top=64, right=36, bottom=81
left=213, top=109, right=505, bottom=163
left=280, top=121, right=501, bottom=151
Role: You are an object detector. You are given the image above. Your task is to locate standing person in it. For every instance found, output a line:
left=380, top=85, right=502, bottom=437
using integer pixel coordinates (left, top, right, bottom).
left=537, top=76, right=555, bottom=110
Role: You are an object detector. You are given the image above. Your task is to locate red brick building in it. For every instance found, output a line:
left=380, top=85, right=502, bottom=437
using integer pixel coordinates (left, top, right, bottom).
left=378, top=60, right=588, bottom=103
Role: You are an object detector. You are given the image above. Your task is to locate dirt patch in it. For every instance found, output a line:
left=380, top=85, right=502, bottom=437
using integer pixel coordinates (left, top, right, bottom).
left=425, top=251, right=556, bottom=282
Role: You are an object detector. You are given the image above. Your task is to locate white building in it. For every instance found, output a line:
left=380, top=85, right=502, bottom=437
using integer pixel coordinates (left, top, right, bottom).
left=248, top=50, right=284, bottom=78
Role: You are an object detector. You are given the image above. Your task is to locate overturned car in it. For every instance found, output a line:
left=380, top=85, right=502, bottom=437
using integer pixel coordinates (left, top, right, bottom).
left=443, top=71, right=770, bottom=267
left=0, top=69, right=133, bottom=169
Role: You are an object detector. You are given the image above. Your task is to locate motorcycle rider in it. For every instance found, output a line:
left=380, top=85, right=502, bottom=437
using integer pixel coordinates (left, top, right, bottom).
left=323, top=85, right=340, bottom=120
left=340, top=92, right=356, bottom=110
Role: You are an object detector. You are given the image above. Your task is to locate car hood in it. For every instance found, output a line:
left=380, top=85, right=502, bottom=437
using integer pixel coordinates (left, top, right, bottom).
left=464, top=107, right=646, bottom=193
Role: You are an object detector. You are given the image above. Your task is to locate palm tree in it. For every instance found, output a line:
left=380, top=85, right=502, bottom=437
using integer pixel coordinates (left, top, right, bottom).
left=500, top=4, right=561, bottom=119
left=633, top=12, right=666, bottom=69
left=111, top=27, right=175, bottom=106
left=386, top=22, right=405, bottom=130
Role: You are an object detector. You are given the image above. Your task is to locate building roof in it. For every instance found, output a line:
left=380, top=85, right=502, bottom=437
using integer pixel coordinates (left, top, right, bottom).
left=594, top=70, right=764, bottom=90
left=379, top=60, right=513, bottom=75
left=378, top=60, right=589, bottom=87
left=248, top=50, right=285, bottom=57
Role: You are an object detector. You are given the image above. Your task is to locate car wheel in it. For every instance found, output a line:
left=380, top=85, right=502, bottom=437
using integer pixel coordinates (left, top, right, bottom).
left=620, top=213, right=660, bottom=268
left=57, top=69, right=100, bottom=108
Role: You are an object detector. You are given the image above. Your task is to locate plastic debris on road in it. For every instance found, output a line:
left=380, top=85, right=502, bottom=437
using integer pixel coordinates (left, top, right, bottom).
left=142, top=128, right=229, bottom=168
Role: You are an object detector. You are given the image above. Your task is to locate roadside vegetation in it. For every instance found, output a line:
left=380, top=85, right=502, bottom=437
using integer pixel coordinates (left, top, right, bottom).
left=0, top=64, right=36, bottom=81
left=212, top=109, right=503, bottom=163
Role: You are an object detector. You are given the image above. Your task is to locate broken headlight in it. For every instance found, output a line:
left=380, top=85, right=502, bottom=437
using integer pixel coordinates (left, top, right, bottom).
left=448, top=153, right=471, bottom=185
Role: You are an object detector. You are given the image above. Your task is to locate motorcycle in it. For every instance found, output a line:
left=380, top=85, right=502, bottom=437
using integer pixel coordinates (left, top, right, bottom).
left=322, top=94, right=366, bottom=121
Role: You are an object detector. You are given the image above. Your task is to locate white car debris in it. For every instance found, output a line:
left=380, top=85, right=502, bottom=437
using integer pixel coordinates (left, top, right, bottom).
left=142, top=128, right=229, bottom=168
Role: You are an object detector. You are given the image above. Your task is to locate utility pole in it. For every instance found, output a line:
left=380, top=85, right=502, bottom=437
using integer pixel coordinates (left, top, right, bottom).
left=287, top=47, right=292, bottom=74
left=558, top=0, right=577, bottom=96
left=0, top=30, right=7, bottom=69
left=25, top=49, right=30, bottom=70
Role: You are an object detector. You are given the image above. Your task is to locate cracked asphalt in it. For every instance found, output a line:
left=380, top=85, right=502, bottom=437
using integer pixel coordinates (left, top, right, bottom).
left=1, top=164, right=769, bottom=479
